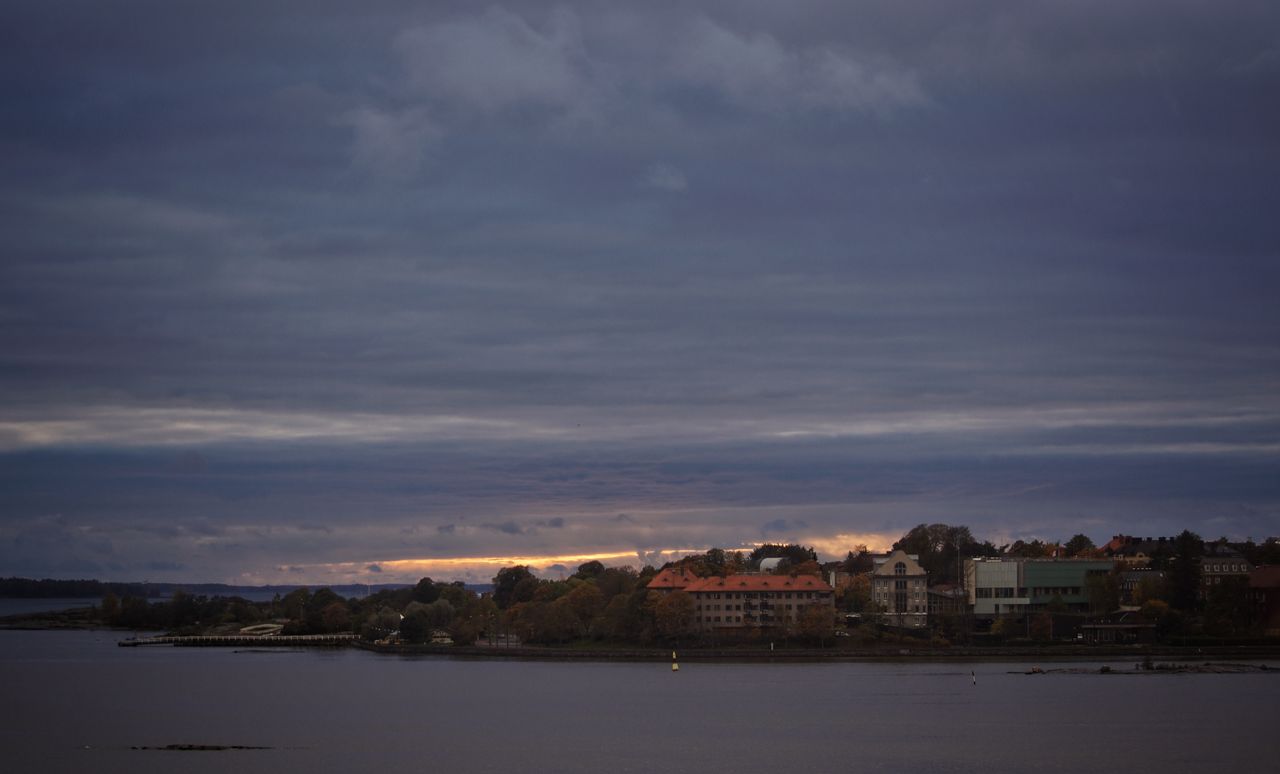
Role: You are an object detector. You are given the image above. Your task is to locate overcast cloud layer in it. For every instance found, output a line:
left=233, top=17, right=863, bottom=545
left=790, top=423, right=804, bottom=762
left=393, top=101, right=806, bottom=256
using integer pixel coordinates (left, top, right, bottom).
left=2, top=1, right=1278, bottom=584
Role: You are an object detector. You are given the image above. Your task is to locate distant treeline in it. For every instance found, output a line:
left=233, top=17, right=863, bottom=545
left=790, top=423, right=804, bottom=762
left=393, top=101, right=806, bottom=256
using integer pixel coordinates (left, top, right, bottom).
left=0, top=577, right=154, bottom=599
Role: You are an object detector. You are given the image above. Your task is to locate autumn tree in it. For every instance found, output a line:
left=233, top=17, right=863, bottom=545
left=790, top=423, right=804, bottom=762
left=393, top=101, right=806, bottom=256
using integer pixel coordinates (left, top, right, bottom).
left=564, top=583, right=604, bottom=636
left=839, top=574, right=873, bottom=613
left=797, top=604, right=835, bottom=645
left=652, top=590, right=695, bottom=640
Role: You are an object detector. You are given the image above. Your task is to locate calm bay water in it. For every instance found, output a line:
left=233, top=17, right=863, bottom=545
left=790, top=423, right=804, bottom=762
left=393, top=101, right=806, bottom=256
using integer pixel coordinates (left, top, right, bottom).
left=2, top=630, right=1277, bottom=774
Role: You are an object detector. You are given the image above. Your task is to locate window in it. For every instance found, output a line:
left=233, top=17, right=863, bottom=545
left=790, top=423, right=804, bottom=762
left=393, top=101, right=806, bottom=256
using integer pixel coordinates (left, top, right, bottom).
left=894, top=562, right=907, bottom=576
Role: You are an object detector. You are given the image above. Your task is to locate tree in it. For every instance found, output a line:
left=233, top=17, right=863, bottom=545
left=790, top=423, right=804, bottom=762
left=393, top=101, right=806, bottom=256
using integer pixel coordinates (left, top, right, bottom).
left=1168, top=530, right=1203, bottom=612
left=280, top=587, right=311, bottom=620
left=1063, top=534, right=1096, bottom=557
left=564, top=583, right=604, bottom=636
left=100, top=592, right=121, bottom=625
left=1242, top=537, right=1280, bottom=567
left=399, top=604, right=432, bottom=643
left=784, top=559, right=823, bottom=578
left=797, top=604, right=835, bottom=645
left=749, top=544, right=817, bottom=568
left=652, top=590, right=695, bottom=640
left=1086, top=572, right=1120, bottom=615
left=839, top=574, right=872, bottom=613
left=360, top=606, right=402, bottom=641
left=424, top=598, right=455, bottom=629
left=893, top=523, right=990, bottom=585
left=595, top=566, right=638, bottom=602
left=572, top=561, right=605, bottom=580
left=412, top=577, right=441, bottom=604
left=842, top=546, right=874, bottom=574
left=1204, top=576, right=1253, bottom=636
left=1029, top=613, right=1053, bottom=642
left=320, top=601, right=351, bottom=633
left=493, top=566, right=537, bottom=609
left=1004, top=539, right=1054, bottom=558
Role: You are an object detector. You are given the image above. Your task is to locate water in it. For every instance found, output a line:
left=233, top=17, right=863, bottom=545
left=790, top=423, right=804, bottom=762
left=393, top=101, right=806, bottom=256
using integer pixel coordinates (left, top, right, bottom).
left=0, top=597, right=101, bottom=616
left=2, top=630, right=1277, bottom=774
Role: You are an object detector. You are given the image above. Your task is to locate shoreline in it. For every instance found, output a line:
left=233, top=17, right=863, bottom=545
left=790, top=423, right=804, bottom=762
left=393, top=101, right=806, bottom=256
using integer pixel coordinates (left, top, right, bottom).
left=351, top=640, right=1280, bottom=663
left=6, top=613, right=1280, bottom=664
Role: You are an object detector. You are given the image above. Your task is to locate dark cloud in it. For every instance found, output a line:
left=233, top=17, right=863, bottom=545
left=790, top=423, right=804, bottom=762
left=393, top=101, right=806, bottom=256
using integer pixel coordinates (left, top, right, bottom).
left=481, top=522, right=526, bottom=536
left=761, top=518, right=809, bottom=536
left=366, top=563, right=383, bottom=573
left=1, top=1, right=1277, bottom=581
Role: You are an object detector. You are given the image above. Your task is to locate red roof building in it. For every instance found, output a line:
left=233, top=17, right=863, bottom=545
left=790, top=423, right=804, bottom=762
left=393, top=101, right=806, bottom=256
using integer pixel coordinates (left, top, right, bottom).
left=681, top=573, right=833, bottom=632
left=646, top=566, right=700, bottom=593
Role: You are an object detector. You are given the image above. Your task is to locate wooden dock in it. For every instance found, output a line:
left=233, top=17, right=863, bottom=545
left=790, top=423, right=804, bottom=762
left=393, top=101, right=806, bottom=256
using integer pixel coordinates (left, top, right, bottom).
left=118, top=633, right=357, bottom=647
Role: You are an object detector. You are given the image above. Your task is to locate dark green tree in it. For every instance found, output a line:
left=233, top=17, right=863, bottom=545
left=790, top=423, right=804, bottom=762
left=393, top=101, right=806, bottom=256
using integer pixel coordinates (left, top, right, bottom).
left=493, top=565, right=537, bottom=609
left=893, top=524, right=991, bottom=585
left=412, top=577, right=441, bottom=604
left=748, top=544, right=817, bottom=568
left=572, top=561, right=606, bottom=580
left=1168, top=530, right=1204, bottom=612
left=1063, top=534, right=1096, bottom=557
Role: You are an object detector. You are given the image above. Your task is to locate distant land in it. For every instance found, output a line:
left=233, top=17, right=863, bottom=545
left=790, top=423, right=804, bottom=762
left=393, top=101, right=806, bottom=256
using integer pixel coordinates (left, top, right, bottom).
left=0, top=577, right=493, bottom=600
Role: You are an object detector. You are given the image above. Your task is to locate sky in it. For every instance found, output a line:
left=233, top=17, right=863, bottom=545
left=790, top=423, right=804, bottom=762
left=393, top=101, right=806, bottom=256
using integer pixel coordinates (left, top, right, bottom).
left=2, top=1, right=1278, bottom=586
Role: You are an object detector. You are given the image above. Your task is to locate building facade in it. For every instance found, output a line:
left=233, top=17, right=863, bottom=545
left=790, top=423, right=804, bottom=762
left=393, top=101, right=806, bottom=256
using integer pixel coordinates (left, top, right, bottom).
left=678, top=573, right=834, bottom=632
left=966, top=557, right=1113, bottom=616
left=871, top=550, right=928, bottom=627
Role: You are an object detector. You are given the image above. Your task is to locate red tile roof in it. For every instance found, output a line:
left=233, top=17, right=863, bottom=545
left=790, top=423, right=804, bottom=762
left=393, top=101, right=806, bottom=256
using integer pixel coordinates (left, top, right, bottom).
left=683, top=574, right=832, bottom=594
left=646, top=566, right=700, bottom=590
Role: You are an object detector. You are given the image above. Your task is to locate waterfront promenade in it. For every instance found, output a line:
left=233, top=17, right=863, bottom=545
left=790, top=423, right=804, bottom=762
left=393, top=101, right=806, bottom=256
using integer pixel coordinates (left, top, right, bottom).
left=118, top=633, right=357, bottom=647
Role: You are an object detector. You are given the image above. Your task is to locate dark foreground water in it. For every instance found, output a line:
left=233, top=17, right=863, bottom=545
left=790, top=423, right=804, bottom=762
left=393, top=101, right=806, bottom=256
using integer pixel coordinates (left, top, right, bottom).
left=3, top=630, right=1277, bottom=774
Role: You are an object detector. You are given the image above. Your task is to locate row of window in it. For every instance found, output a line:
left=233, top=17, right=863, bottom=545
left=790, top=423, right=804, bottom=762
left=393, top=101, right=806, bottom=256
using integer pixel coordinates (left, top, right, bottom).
left=697, top=591, right=824, bottom=600
left=1030, top=587, right=1082, bottom=597
left=974, top=587, right=1020, bottom=599
left=697, top=603, right=814, bottom=612
left=874, top=591, right=924, bottom=601
left=1204, top=564, right=1248, bottom=573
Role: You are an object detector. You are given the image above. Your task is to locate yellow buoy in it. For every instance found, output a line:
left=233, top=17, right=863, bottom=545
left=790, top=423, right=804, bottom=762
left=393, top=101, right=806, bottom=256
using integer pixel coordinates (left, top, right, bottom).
left=671, top=662, right=679, bottom=672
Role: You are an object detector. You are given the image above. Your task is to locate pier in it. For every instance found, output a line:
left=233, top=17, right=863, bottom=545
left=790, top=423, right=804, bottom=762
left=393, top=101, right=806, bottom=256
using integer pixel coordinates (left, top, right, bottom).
left=118, top=633, right=357, bottom=647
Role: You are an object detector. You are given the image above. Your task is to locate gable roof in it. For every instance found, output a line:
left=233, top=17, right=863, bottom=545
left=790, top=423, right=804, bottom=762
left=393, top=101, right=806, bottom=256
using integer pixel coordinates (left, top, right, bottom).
left=871, top=549, right=927, bottom=577
left=646, top=566, right=700, bottom=590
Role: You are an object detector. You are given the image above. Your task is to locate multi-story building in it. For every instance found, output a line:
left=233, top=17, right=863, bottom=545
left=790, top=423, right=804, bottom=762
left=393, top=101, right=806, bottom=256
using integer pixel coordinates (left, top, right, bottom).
left=1199, top=544, right=1253, bottom=599
left=927, top=584, right=967, bottom=618
left=667, top=573, right=834, bottom=632
left=870, top=550, right=928, bottom=627
left=965, top=557, right=1113, bottom=617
